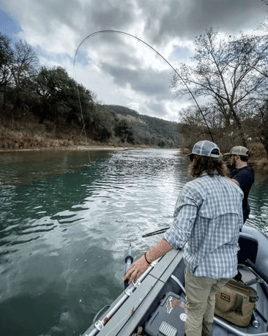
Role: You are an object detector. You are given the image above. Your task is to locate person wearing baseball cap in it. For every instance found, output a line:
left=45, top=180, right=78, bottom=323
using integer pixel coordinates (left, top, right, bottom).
left=125, top=140, right=244, bottom=336
left=188, top=140, right=221, bottom=161
left=225, top=146, right=255, bottom=223
left=225, top=146, right=249, bottom=157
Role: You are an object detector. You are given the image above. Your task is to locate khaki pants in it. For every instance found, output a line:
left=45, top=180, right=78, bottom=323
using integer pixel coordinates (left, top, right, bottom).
left=185, top=269, right=229, bottom=336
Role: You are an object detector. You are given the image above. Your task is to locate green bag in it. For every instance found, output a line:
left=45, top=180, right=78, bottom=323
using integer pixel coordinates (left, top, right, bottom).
left=215, top=279, right=258, bottom=327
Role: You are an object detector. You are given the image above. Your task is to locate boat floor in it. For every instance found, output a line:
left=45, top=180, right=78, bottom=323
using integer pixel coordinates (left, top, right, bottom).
left=140, top=263, right=268, bottom=336
left=83, top=248, right=268, bottom=336
left=131, top=262, right=268, bottom=336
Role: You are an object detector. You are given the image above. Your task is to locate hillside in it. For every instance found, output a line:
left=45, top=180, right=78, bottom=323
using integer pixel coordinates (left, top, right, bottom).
left=106, top=105, right=180, bottom=147
left=0, top=104, right=180, bottom=150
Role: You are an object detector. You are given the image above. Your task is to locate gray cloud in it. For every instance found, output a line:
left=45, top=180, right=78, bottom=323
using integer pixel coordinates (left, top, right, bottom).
left=101, top=63, right=172, bottom=98
left=139, top=0, right=266, bottom=47
left=1, top=0, right=267, bottom=121
left=90, top=0, right=137, bottom=30
left=144, top=101, right=172, bottom=120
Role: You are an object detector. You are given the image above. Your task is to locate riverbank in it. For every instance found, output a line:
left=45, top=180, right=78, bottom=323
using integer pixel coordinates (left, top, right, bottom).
left=1, top=112, right=267, bottom=172
left=0, top=145, right=150, bottom=153
left=0, top=111, right=152, bottom=152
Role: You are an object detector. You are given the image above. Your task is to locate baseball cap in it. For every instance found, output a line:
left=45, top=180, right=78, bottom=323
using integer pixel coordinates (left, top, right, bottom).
left=225, top=146, right=249, bottom=157
left=188, top=140, right=220, bottom=160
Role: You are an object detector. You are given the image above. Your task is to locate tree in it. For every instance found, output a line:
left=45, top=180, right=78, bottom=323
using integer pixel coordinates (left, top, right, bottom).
left=12, top=40, right=39, bottom=82
left=173, top=28, right=268, bottom=146
left=178, top=104, right=237, bottom=151
left=9, top=40, right=39, bottom=111
left=35, top=66, right=95, bottom=131
left=255, top=100, right=268, bottom=154
left=90, top=104, right=114, bottom=141
left=0, top=32, right=14, bottom=107
left=114, top=119, right=134, bottom=144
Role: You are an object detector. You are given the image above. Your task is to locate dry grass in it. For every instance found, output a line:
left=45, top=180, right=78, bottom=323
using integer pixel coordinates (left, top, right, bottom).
left=0, top=110, right=139, bottom=151
left=0, top=125, right=93, bottom=150
left=0, top=109, right=102, bottom=150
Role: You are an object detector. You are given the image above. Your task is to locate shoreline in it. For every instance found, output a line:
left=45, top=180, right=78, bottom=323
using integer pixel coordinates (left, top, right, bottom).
left=0, top=146, right=130, bottom=153
left=0, top=144, right=177, bottom=153
left=0, top=145, right=267, bottom=173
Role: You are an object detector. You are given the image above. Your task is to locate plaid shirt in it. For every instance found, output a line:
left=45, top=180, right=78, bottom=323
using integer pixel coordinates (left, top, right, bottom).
left=164, top=173, right=244, bottom=279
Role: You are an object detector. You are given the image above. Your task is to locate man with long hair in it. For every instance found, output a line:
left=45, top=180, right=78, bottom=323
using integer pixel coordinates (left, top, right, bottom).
left=124, top=140, right=244, bottom=336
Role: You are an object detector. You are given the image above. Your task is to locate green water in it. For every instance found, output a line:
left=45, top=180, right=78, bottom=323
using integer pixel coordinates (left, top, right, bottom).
left=0, top=149, right=267, bottom=336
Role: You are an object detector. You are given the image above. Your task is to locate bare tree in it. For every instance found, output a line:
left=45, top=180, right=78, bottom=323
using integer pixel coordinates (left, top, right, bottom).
left=10, top=40, right=39, bottom=110
left=0, top=33, right=14, bottom=107
left=173, top=28, right=268, bottom=146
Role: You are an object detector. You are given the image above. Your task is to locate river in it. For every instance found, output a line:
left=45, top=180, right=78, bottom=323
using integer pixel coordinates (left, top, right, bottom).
left=0, top=149, right=267, bottom=336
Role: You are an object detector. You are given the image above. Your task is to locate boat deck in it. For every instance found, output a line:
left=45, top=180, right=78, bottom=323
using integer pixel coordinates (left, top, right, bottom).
left=83, top=227, right=268, bottom=336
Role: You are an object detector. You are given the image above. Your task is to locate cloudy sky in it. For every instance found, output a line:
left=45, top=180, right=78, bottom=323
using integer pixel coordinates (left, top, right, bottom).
left=0, top=0, right=267, bottom=122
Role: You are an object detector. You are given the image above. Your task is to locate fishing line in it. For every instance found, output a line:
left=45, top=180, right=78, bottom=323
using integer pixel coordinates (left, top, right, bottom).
left=73, top=56, right=91, bottom=164
left=73, top=29, right=214, bottom=142
left=72, top=34, right=214, bottom=333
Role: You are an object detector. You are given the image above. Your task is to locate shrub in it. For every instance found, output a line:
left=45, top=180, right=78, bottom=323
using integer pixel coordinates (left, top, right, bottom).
left=249, top=143, right=267, bottom=159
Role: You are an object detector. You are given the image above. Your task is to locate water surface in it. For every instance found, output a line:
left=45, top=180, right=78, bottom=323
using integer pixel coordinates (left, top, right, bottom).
left=0, top=149, right=267, bottom=336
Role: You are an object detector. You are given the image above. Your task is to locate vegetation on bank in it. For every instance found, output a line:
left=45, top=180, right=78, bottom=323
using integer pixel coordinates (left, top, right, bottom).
left=1, top=104, right=267, bottom=172
left=0, top=104, right=179, bottom=150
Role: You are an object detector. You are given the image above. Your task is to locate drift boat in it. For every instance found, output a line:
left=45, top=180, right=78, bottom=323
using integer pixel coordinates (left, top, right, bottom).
left=82, top=225, right=268, bottom=336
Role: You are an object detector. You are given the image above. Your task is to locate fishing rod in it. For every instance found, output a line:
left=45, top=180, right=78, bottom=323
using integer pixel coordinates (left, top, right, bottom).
left=142, top=227, right=169, bottom=237
left=73, top=29, right=214, bottom=142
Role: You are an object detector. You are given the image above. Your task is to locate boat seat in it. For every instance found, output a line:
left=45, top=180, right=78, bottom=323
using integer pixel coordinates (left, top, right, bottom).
left=238, top=232, right=258, bottom=265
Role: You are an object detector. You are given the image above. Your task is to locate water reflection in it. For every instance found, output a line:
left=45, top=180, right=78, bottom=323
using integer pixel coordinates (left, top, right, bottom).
left=0, top=150, right=110, bottom=187
left=247, top=171, right=268, bottom=234
left=0, top=149, right=267, bottom=336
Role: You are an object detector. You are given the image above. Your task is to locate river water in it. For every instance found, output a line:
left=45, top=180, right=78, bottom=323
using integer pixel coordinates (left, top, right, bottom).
left=0, top=149, right=267, bottom=336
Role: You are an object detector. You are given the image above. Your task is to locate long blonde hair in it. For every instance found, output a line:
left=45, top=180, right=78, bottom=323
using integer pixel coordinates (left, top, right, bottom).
left=189, top=155, right=229, bottom=178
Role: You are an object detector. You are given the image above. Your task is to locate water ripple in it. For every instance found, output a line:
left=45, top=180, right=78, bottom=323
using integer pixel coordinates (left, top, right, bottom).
left=0, top=149, right=267, bottom=336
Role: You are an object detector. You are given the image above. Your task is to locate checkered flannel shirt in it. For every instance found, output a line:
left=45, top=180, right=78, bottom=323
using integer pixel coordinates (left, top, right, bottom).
left=164, top=172, right=244, bottom=279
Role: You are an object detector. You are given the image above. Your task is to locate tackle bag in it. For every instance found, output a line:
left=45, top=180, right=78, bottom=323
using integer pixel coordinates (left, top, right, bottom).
left=214, top=279, right=258, bottom=327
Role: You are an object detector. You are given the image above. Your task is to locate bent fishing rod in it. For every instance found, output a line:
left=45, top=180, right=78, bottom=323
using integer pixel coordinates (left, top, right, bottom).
left=73, top=29, right=214, bottom=142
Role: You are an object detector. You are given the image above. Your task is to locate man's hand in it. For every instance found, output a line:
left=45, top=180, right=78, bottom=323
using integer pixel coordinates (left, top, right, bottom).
left=123, top=255, right=149, bottom=284
left=227, top=176, right=240, bottom=186
left=230, top=178, right=240, bottom=186
left=123, top=240, right=173, bottom=284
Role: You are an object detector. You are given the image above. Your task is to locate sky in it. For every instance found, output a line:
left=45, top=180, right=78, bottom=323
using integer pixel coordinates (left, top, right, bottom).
left=0, top=0, right=267, bottom=122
